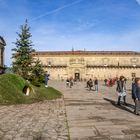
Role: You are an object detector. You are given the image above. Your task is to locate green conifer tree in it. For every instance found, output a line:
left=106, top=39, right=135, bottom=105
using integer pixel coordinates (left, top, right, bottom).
left=12, top=20, right=34, bottom=80
left=31, top=58, right=45, bottom=83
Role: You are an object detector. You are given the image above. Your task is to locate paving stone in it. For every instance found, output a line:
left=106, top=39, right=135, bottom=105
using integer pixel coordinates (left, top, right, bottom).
left=3, top=135, right=13, bottom=140
left=0, top=98, right=69, bottom=140
left=49, top=80, right=140, bottom=140
left=1, top=80, right=140, bottom=140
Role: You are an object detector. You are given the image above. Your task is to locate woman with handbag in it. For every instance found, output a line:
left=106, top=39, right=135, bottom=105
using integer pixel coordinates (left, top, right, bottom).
left=116, top=76, right=127, bottom=106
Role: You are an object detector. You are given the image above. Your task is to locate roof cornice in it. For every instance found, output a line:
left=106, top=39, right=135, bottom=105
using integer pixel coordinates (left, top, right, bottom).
left=32, top=50, right=140, bottom=56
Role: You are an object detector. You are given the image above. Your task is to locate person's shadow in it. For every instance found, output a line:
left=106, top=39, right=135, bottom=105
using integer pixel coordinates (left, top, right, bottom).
left=104, top=98, right=135, bottom=114
left=85, top=86, right=96, bottom=91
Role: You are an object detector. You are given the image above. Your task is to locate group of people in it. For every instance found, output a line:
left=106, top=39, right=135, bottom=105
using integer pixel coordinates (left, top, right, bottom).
left=116, top=76, right=140, bottom=115
left=86, top=78, right=98, bottom=92
left=45, top=72, right=140, bottom=115
left=104, top=78, right=116, bottom=87
left=66, top=78, right=74, bottom=88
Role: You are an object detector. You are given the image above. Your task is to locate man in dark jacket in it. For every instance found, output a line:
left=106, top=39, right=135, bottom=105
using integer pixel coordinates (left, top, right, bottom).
left=133, top=77, right=140, bottom=115
left=45, top=71, right=50, bottom=87
left=88, top=79, right=93, bottom=90
left=132, top=78, right=137, bottom=102
left=94, top=78, right=98, bottom=92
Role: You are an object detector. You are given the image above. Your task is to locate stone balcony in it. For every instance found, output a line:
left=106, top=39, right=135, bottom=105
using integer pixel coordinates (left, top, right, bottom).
left=44, top=64, right=67, bottom=68
left=86, top=64, right=140, bottom=69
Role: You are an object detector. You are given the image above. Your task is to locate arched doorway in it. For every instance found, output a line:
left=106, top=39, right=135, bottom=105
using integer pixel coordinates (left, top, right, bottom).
left=74, top=69, right=80, bottom=81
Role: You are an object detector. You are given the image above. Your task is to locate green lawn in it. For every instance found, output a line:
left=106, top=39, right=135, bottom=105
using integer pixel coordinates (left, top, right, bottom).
left=32, top=85, right=62, bottom=101
left=0, top=74, right=62, bottom=104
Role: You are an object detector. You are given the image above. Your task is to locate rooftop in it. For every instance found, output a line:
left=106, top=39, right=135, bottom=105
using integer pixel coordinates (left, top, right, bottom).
left=33, top=50, right=140, bottom=56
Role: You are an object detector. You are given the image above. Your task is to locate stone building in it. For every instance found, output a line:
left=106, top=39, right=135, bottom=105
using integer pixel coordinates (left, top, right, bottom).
left=0, top=36, right=6, bottom=74
left=33, top=51, right=140, bottom=80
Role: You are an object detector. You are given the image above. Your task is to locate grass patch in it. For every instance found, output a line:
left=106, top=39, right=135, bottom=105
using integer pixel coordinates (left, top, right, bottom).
left=0, top=74, right=62, bottom=104
left=32, top=85, right=62, bottom=101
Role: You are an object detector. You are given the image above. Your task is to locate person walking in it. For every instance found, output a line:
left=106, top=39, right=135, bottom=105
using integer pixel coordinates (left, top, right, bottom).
left=133, top=77, right=140, bottom=115
left=66, top=78, right=70, bottom=87
left=69, top=77, right=73, bottom=88
left=107, top=79, right=110, bottom=87
left=104, top=79, right=107, bottom=86
left=94, top=78, right=98, bottom=92
left=110, top=79, right=113, bottom=87
left=116, top=76, right=127, bottom=106
left=45, top=71, right=50, bottom=87
left=87, top=79, right=93, bottom=90
left=132, top=78, right=137, bottom=103
left=86, top=79, right=90, bottom=88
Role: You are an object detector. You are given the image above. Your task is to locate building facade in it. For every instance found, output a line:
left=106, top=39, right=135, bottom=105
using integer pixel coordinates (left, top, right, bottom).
left=33, top=51, right=140, bottom=80
left=0, top=36, right=6, bottom=74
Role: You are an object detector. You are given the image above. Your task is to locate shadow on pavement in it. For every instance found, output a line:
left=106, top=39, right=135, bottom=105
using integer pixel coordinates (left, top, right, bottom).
left=104, top=98, right=135, bottom=114
left=85, top=87, right=96, bottom=91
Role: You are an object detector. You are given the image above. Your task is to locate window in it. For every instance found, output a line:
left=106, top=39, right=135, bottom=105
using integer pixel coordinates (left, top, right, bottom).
left=132, top=73, right=136, bottom=78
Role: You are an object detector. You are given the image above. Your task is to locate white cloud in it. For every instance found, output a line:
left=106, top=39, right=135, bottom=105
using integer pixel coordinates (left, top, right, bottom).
left=31, top=25, right=140, bottom=52
left=3, top=22, right=140, bottom=66
left=30, top=0, right=84, bottom=22
left=136, top=0, right=140, bottom=5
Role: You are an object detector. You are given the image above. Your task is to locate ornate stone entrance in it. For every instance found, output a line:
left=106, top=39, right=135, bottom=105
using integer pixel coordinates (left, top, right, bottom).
left=75, top=73, right=80, bottom=80
left=74, top=69, right=80, bottom=80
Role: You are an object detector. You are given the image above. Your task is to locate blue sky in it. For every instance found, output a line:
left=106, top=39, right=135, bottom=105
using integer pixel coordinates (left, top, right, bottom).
left=0, top=0, right=140, bottom=66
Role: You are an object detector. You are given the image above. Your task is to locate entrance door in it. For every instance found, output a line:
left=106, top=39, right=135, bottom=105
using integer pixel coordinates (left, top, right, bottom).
left=75, top=73, right=80, bottom=81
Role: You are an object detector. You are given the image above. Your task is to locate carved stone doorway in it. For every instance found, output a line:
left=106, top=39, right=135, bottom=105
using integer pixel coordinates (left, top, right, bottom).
left=75, top=73, right=80, bottom=81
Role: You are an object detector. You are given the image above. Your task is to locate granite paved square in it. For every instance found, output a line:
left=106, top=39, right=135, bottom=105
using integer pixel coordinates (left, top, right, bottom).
left=0, top=80, right=140, bottom=140
left=50, top=80, right=140, bottom=140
